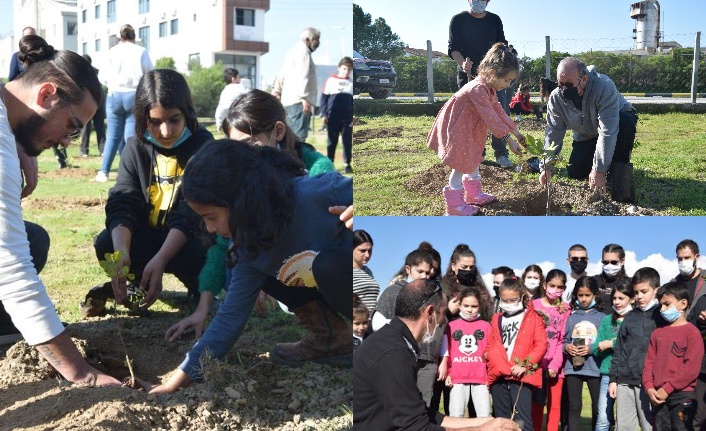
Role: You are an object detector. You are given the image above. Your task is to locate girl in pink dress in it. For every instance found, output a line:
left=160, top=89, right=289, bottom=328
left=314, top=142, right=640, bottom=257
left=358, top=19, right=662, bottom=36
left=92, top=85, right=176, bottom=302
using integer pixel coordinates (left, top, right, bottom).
left=428, top=42, right=526, bottom=216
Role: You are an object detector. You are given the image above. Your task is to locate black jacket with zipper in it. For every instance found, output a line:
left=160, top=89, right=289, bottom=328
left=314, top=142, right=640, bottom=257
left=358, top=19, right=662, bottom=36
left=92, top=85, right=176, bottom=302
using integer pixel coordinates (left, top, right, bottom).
left=609, top=304, right=665, bottom=385
left=104, top=126, right=213, bottom=236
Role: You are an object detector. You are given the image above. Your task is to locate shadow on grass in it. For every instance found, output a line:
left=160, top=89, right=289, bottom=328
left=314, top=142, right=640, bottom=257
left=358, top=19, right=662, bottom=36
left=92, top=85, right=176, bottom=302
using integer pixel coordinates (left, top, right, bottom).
left=634, top=168, right=706, bottom=213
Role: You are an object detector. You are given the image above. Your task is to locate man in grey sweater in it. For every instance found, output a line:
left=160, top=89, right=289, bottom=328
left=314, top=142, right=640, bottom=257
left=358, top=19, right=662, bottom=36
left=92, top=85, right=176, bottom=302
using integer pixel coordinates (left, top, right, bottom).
left=539, top=58, right=638, bottom=194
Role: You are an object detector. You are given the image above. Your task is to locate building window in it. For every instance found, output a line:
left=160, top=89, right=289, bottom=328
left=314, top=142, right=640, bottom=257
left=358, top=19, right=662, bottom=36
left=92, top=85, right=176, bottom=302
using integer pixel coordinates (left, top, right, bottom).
left=82, top=42, right=87, bottom=55
left=139, top=0, right=150, bottom=14
left=159, top=22, right=167, bottom=38
left=107, top=0, right=116, bottom=23
left=67, top=22, right=77, bottom=36
left=170, top=19, right=178, bottom=35
left=188, top=53, right=200, bottom=70
left=95, top=39, right=101, bottom=52
left=193, top=14, right=197, bottom=21
left=235, top=8, right=255, bottom=26
left=215, top=54, right=257, bottom=86
left=81, top=9, right=87, bottom=23
left=139, top=26, right=150, bottom=52
left=95, top=4, right=100, bottom=19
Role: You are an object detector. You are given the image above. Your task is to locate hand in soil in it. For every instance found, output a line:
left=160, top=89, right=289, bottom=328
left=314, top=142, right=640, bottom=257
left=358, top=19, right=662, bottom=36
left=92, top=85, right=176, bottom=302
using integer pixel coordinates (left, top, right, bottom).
left=589, top=169, right=607, bottom=194
left=166, top=310, right=207, bottom=341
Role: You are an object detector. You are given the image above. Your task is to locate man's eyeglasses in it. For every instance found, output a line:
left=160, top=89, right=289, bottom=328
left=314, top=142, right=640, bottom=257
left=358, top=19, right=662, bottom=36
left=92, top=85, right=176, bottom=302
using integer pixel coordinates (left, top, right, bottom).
left=58, top=91, right=83, bottom=140
left=570, top=257, right=588, bottom=262
left=602, top=260, right=621, bottom=265
left=418, top=281, right=442, bottom=308
left=557, top=81, right=576, bottom=90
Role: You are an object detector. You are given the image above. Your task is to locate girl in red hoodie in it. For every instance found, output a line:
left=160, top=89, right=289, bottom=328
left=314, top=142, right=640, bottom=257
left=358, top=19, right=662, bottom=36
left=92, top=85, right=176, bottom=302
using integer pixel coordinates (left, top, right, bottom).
left=485, top=277, right=548, bottom=431
left=509, top=84, right=543, bottom=121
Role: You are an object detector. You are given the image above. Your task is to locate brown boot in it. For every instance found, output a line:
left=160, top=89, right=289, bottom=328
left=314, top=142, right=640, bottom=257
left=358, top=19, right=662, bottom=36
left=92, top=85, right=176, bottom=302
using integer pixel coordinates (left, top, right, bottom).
left=271, top=300, right=352, bottom=367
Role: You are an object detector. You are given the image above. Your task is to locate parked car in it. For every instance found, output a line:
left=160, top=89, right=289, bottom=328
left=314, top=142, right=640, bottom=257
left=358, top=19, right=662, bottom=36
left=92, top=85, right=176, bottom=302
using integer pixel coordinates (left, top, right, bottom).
left=353, top=50, right=397, bottom=99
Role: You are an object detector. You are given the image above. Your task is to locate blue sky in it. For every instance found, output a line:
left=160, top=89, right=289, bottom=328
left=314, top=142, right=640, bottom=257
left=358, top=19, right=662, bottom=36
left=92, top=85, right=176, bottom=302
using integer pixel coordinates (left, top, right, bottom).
left=353, top=0, right=705, bottom=58
left=357, top=216, right=706, bottom=293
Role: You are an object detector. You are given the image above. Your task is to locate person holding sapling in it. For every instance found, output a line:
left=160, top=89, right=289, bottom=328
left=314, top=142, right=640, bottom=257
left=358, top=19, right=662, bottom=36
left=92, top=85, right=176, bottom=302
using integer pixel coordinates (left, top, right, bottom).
left=141, top=140, right=352, bottom=394
left=539, top=58, right=638, bottom=200
left=91, top=69, right=213, bottom=311
left=428, top=43, right=526, bottom=216
left=643, top=282, right=702, bottom=430
left=485, top=277, right=547, bottom=431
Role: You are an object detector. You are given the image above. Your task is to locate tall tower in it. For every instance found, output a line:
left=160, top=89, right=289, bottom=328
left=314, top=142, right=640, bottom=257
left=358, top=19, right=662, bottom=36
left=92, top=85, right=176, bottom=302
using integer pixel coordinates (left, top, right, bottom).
left=630, top=1, right=660, bottom=51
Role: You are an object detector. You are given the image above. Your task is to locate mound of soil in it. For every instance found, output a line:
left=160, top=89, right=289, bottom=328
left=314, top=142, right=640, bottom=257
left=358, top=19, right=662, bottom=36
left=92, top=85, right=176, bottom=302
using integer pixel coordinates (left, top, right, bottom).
left=0, top=311, right=352, bottom=430
left=353, top=126, right=404, bottom=145
left=405, top=162, right=653, bottom=216
left=351, top=118, right=366, bottom=126
left=22, top=196, right=104, bottom=214
left=43, top=167, right=96, bottom=179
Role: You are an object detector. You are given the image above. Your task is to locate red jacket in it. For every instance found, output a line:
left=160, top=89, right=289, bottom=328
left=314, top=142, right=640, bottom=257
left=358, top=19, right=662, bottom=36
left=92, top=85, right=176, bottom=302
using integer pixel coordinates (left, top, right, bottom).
left=509, top=93, right=534, bottom=112
left=484, top=302, right=548, bottom=388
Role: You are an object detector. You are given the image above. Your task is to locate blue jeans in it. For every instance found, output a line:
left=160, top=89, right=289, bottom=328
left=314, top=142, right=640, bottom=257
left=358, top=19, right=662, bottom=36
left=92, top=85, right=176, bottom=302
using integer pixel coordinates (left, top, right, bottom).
left=284, top=103, right=311, bottom=142
left=596, top=374, right=615, bottom=431
left=490, top=89, right=509, bottom=158
left=101, top=91, right=136, bottom=174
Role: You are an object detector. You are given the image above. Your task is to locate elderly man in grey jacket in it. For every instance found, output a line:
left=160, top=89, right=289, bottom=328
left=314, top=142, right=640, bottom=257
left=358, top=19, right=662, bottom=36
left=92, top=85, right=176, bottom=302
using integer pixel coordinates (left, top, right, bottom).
left=539, top=58, right=638, bottom=195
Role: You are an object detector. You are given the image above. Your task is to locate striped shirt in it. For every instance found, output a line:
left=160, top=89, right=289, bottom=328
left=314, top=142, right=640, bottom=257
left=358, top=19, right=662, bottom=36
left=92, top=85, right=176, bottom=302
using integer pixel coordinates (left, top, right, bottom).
left=354, top=266, right=380, bottom=313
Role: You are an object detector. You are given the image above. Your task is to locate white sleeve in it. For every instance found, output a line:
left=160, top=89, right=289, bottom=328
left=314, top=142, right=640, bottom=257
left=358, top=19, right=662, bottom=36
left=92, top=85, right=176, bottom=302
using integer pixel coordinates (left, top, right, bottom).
left=371, top=310, right=391, bottom=332
left=440, top=333, right=449, bottom=357
left=0, top=105, right=64, bottom=345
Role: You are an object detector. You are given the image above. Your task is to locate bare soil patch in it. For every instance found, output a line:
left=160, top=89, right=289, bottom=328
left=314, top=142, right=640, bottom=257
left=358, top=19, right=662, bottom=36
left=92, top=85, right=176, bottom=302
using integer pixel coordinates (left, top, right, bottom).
left=405, top=162, right=654, bottom=216
left=353, top=126, right=404, bottom=145
left=22, top=197, right=104, bottom=214
left=0, top=309, right=352, bottom=430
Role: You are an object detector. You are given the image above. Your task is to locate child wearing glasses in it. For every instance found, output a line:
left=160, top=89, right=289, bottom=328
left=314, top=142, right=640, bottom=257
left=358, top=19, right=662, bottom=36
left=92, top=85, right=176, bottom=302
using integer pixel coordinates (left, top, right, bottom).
left=531, top=269, right=571, bottom=431
left=563, top=276, right=606, bottom=431
left=485, top=277, right=548, bottom=431
left=592, top=243, right=629, bottom=307
left=438, top=286, right=492, bottom=418
left=427, top=42, right=526, bottom=216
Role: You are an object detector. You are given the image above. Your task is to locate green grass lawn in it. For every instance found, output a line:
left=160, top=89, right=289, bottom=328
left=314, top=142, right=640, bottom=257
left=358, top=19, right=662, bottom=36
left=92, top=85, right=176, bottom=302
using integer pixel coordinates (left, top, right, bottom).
left=353, top=112, right=706, bottom=215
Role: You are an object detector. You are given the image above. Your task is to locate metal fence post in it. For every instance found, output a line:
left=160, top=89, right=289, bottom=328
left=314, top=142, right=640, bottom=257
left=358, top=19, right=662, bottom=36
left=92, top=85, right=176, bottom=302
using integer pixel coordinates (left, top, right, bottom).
left=692, top=31, right=701, bottom=103
left=545, top=36, right=551, bottom=78
left=426, top=40, right=434, bottom=102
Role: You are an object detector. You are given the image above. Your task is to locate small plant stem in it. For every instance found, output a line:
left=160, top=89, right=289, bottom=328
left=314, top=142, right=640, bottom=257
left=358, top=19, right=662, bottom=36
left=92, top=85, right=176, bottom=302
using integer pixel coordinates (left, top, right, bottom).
left=118, top=327, right=136, bottom=386
left=510, top=380, right=524, bottom=421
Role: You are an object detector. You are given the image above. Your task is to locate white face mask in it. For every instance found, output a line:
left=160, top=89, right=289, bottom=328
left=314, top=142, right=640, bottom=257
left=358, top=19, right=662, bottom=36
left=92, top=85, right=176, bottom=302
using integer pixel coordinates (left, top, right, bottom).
left=678, top=259, right=696, bottom=277
left=639, top=298, right=659, bottom=311
left=525, top=279, right=540, bottom=292
left=460, top=310, right=480, bottom=321
left=613, top=304, right=633, bottom=316
left=603, top=263, right=621, bottom=277
left=500, top=301, right=524, bottom=315
left=470, top=0, right=488, bottom=14
left=422, top=312, right=438, bottom=344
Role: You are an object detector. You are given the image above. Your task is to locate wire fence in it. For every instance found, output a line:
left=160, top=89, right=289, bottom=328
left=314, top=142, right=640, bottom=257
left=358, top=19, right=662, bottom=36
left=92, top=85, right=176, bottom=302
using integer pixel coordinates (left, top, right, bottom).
left=389, top=33, right=704, bottom=96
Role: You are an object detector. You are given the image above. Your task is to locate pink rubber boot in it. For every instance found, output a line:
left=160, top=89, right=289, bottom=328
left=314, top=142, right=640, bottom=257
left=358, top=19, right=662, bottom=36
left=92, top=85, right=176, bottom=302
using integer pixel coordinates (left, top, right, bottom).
left=443, top=186, right=479, bottom=216
left=463, top=178, right=497, bottom=206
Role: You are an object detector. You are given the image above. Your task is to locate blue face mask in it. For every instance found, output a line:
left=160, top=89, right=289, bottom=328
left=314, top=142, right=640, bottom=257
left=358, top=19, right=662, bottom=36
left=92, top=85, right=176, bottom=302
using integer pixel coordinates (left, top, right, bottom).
left=143, top=126, right=192, bottom=149
left=660, top=306, right=683, bottom=323
left=576, top=298, right=596, bottom=310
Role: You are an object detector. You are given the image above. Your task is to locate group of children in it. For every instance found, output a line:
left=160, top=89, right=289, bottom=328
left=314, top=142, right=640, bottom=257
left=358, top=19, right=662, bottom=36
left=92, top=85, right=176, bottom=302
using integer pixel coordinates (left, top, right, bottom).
left=353, top=245, right=706, bottom=431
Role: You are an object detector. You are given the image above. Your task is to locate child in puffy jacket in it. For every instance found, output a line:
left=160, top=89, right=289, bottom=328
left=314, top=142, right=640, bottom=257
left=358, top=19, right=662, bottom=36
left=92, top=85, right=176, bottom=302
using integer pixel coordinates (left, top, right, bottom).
left=485, top=277, right=548, bottom=431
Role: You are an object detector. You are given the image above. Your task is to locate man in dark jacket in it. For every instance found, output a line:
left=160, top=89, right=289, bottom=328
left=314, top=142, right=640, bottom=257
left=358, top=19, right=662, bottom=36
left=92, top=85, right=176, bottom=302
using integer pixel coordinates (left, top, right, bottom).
left=354, top=279, right=520, bottom=431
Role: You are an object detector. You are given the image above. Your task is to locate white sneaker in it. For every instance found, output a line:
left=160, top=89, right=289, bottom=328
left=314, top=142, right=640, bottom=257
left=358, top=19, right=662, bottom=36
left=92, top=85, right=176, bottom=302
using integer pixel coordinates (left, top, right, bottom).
left=515, top=115, right=522, bottom=122
left=95, top=171, right=108, bottom=182
left=496, top=155, right=514, bottom=169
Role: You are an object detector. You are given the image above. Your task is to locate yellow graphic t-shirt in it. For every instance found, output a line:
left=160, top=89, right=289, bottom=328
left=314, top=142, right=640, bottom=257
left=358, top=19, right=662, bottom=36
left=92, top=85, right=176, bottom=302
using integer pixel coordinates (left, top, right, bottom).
left=147, top=153, right=183, bottom=228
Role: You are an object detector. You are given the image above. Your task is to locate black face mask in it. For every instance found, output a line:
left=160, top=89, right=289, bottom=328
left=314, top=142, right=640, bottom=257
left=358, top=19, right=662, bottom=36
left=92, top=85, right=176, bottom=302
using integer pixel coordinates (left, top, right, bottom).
left=456, top=267, right=477, bottom=286
left=570, top=260, right=588, bottom=275
left=561, top=85, right=581, bottom=101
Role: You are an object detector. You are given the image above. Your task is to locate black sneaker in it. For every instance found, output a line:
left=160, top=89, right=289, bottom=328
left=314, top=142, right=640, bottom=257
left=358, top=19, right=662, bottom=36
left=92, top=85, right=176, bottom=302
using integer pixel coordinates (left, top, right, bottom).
left=345, top=164, right=353, bottom=174
left=0, top=324, right=23, bottom=346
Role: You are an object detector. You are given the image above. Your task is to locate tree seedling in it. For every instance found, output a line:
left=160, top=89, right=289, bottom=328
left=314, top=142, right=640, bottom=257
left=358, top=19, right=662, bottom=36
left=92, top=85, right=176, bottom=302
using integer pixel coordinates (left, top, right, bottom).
left=520, top=134, right=569, bottom=215
left=510, top=356, right=539, bottom=423
left=98, top=250, right=140, bottom=388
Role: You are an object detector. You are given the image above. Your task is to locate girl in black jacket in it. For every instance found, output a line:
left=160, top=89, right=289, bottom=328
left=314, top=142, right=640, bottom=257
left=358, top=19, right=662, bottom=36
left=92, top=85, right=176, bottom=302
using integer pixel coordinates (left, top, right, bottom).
left=92, top=69, right=214, bottom=310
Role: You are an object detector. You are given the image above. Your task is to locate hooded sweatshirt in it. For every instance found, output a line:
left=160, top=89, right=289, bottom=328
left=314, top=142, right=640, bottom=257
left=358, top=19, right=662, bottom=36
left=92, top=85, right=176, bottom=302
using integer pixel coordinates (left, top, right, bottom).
left=544, top=65, right=634, bottom=173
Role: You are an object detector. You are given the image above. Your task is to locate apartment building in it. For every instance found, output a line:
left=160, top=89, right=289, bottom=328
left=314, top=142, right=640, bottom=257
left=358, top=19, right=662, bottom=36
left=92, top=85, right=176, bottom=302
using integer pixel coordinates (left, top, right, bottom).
left=5, top=0, right=269, bottom=87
